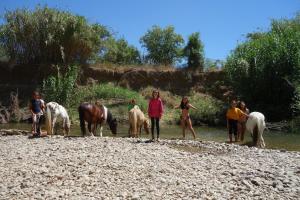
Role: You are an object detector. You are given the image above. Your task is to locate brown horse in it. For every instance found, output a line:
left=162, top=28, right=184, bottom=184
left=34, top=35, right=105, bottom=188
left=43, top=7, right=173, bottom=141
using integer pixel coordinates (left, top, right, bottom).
left=78, top=103, right=117, bottom=136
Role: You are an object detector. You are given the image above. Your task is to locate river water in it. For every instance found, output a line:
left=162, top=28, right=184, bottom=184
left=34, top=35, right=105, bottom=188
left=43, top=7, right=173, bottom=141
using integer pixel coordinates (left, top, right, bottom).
left=1, top=123, right=300, bottom=151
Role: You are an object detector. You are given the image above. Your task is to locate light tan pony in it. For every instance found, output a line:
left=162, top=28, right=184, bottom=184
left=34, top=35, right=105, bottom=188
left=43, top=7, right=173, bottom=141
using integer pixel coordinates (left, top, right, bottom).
left=128, top=105, right=150, bottom=138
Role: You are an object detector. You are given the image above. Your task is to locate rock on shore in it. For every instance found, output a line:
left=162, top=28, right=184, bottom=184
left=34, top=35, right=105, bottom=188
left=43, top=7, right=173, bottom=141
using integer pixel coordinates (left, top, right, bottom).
left=0, top=135, right=299, bottom=199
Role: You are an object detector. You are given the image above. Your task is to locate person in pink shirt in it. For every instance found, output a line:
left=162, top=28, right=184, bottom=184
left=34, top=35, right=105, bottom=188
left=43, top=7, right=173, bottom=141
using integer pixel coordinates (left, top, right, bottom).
left=148, top=90, right=164, bottom=142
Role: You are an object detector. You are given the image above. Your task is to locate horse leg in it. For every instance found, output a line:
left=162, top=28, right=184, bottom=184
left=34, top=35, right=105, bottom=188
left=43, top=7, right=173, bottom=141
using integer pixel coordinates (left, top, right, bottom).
left=88, top=122, right=93, bottom=136
left=139, top=124, right=142, bottom=137
left=100, top=125, right=103, bottom=137
left=128, top=125, right=131, bottom=137
left=259, top=133, right=266, bottom=148
left=62, top=118, right=67, bottom=137
left=51, top=117, right=57, bottom=137
left=82, top=121, right=86, bottom=136
left=253, top=125, right=258, bottom=147
left=91, top=123, right=96, bottom=137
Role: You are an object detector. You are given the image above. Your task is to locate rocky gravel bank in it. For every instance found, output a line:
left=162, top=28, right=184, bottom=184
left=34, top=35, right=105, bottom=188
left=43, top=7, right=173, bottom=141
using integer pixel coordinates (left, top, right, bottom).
left=0, top=135, right=299, bottom=199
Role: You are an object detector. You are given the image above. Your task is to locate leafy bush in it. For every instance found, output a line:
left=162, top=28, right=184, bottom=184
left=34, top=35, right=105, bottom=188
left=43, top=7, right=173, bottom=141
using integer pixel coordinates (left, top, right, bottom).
left=224, top=14, right=300, bottom=121
left=70, top=83, right=147, bottom=111
left=188, top=93, right=223, bottom=125
left=42, top=65, right=78, bottom=106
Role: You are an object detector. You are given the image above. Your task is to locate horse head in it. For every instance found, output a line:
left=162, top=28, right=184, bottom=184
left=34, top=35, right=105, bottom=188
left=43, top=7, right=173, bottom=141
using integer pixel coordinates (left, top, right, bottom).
left=108, top=118, right=118, bottom=135
left=144, top=119, right=150, bottom=134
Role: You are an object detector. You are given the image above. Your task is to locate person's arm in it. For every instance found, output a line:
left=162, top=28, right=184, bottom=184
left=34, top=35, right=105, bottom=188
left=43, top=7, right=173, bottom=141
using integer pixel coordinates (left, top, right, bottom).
left=148, top=100, right=151, bottom=117
left=226, top=110, right=229, bottom=128
left=29, top=102, right=34, bottom=115
left=246, top=108, right=250, bottom=114
left=188, top=103, right=197, bottom=110
left=174, top=105, right=180, bottom=109
left=238, top=109, right=249, bottom=118
left=159, top=99, right=164, bottom=118
left=41, top=101, right=45, bottom=113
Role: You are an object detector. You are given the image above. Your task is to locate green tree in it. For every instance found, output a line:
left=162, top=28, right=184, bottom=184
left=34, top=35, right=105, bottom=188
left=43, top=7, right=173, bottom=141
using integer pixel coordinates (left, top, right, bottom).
left=204, top=58, right=224, bottom=72
left=101, top=38, right=141, bottom=65
left=42, top=65, right=78, bottom=107
left=224, top=14, right=300, bottom=121
left=140, top=25, right=184, bottom=66
left=0, top=6, right=111, bottom=64
left=183, top=32, right=205, bottom=70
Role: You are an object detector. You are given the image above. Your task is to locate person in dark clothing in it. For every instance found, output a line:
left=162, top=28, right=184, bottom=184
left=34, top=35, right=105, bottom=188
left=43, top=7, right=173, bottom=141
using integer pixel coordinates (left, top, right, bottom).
left=29, top=91, right=45, bottom=137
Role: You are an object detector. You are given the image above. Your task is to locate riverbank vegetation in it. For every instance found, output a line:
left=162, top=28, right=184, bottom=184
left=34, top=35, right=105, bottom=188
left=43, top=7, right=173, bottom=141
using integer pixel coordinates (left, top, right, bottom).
left=224, top=14, right=300, bottom=124
left=0, top=6, right=299, bottom=132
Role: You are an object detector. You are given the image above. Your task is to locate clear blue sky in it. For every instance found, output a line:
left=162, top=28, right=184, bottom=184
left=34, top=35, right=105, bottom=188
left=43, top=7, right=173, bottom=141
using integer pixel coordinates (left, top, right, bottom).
left=0, top=0, right=299, bottom=60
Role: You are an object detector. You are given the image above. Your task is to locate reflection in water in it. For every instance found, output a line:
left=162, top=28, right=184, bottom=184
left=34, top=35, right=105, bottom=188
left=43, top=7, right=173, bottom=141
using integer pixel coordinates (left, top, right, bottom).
left=1, top=123, right=300, bottom=151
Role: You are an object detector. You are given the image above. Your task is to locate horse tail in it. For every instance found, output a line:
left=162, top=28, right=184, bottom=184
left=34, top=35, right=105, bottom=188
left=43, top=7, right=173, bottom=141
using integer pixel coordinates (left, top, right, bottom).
left=62, top=106, right=71, bottom=136
left=45, top=104, right=52, bottom=135
left=78, top=105, right=85, bottom=136
left=257, top=114, right=266, bottom=148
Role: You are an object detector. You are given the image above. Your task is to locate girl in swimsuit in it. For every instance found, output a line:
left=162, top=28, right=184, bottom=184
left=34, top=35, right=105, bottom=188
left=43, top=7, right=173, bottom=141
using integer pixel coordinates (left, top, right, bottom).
left=174, top=96, right=197, bottom=139
left=237, top=101, right=249, bottom=142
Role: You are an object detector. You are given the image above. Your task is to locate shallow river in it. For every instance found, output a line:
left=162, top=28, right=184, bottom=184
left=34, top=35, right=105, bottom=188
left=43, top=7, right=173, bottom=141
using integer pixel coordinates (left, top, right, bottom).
left=1, top=123, right=300, bottom=151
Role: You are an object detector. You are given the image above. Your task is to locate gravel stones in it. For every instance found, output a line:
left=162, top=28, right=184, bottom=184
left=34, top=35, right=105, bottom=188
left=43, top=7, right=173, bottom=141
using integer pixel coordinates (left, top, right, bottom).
left=0, top=135, right=299, bottom=199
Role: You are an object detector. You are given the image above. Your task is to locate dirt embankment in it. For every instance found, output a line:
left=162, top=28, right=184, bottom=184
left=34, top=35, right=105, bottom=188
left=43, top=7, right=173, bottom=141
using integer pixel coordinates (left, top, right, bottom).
left=82, top=66, right=229, bottom=99
left=0, top=62, right=230, bottom=104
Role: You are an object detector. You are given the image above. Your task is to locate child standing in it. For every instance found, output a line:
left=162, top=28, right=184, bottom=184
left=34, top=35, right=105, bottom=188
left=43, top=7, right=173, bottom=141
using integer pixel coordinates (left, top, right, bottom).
left=174, top=96, right=197, bottom=140
left=29, top=91, right=45, bottom=137
left=226, top=100, right=248, bottom=143
left=148, top=90, right=164, bottom=142
left=238, top=101, right=249, bottom=142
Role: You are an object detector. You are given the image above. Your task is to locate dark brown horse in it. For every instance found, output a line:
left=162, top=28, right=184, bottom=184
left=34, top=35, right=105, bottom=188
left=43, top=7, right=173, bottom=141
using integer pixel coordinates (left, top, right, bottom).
left=78, top=103, right=117, bottom=136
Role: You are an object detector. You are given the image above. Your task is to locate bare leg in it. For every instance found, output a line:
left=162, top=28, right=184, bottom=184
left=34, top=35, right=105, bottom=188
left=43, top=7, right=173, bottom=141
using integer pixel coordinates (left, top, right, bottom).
left=180, top=118, right=186, bottom=139
left=187, top=118, right=196, bottom=140
left=32, top=114, right=37, bottom=134
left=241, top=123, right=246, bottom=142
left=237, top=123, right=242, bottom=142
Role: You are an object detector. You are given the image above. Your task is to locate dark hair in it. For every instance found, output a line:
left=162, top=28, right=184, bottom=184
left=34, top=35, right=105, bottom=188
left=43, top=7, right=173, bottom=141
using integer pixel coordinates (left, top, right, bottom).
left=238, top=101, right=246, bottom=110
left=152, top=90, right=160, bottom=99
left=32, top=91, right=39, bottom=96
left=180, top=96, right=189, bottom=109
left=231, top=100, right=237, bottom=104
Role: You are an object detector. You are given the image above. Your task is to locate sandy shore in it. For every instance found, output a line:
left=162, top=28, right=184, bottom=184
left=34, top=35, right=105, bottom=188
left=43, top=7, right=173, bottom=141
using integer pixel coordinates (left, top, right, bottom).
left=0, top=135, right=299, bottom=199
